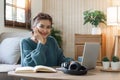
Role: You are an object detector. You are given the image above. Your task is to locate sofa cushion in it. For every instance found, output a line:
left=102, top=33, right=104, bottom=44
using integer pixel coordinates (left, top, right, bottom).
left=0, top=32, right=31, bottom=43
left=0, top=37, right=21, bottom=64
left=0, top=64, right=20, bottom=80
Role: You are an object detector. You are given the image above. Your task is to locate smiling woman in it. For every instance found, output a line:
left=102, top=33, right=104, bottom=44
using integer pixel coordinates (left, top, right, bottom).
left=4, top=0, right=31, bottom=29
left=20, top=12, right=73, bottom=67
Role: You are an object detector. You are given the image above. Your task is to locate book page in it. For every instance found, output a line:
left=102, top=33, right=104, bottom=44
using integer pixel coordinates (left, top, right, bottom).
left=34, top=65, right=57, bottom=73
left=15, top=67, right=35, bottom=73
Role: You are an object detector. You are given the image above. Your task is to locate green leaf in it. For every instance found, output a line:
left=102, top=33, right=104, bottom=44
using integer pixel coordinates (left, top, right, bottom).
left=83, top=10, right=106, bottom=27
left=50, top=27, right=62, bottom=48
left=112, top=56, right=119, bottom=62
left=102, top=56, right=109, bottom=62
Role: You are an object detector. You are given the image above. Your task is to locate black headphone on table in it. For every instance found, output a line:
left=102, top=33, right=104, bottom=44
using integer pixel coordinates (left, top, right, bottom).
left=61, top=61, right=87, bottom=75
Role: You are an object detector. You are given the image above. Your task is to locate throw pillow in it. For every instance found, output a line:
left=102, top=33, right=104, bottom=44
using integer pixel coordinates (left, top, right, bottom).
left=0, top=37, right=21, bottom=64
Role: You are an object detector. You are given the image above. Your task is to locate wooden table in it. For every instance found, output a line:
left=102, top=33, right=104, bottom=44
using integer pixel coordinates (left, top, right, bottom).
left=8, top=66, right=120, bottom=80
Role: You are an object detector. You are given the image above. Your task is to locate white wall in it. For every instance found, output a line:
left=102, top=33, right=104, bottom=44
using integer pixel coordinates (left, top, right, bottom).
left=31, top=0, right=42, bottom=25
left=0, top=0, right=42, bottom=33
left=0, top=0, right=4, bottom=27
left=43, top=0, right=111, bottom=58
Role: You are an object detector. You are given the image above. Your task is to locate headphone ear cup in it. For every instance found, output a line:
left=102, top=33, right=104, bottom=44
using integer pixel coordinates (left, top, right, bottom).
left=68, top=61, right=81, bottom=71
left=61, top=62, right=70, bottom=69
left=61, top=61, right=88, bottom=75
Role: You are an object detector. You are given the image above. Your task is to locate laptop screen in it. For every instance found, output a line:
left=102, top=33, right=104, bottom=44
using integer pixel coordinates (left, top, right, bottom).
left=81, top=42, right=100, bottom=70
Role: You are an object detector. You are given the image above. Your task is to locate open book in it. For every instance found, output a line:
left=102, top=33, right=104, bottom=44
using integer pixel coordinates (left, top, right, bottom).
left=15, top=65, right=57, bottom=73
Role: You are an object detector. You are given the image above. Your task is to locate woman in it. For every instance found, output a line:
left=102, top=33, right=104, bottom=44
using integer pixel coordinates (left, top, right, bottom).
left=20, top=12, right=73, bottom=67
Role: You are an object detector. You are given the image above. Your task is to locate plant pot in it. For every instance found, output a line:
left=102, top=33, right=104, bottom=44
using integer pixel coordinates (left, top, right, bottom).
left=111, top=62, right=120, bottom=70
left=91, top=27, right=101, bottom=35
left=102, top=62, right=110, bottom=69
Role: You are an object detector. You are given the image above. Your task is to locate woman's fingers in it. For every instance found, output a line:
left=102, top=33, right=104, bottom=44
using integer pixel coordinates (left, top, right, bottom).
left=33, top=27, right=46, bottom=44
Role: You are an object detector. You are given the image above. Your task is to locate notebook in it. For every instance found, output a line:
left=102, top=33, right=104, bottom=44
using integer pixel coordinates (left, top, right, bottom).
left=79, top=42, right=100, bottom=70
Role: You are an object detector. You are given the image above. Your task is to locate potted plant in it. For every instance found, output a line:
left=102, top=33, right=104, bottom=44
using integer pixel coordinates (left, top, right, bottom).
left=83, top=10, right=106, bottom=34
left=102, top=56, right=110, bottom=69
left=50, top=27, right=62, bottom=48
left=111, top=56, right=120, bottom=70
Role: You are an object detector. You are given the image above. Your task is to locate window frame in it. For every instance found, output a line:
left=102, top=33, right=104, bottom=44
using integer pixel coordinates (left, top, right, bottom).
left=4, top=0, right=31, bottom=29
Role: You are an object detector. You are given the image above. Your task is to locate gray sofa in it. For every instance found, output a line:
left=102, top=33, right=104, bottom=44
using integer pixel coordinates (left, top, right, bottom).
left=0, top=32, right=31, bottom=80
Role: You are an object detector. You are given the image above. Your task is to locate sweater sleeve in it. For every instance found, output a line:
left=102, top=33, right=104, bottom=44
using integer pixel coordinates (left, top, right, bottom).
left=51, top=37, right=74, bottom=66
left=20, top=39, right=47, bottom=67
left=57, top=48, right=73, bottom=66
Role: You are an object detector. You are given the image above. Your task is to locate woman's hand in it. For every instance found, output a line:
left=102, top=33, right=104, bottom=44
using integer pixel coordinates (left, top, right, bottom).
left=33, top=27, right=46, bottom=44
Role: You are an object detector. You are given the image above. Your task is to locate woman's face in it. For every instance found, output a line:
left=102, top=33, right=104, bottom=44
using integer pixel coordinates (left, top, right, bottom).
left=35, top=20, right=52, bottom=39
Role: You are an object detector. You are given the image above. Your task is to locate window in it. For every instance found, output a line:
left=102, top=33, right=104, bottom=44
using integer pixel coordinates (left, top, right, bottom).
left=4, top=0, right=31, bottom=29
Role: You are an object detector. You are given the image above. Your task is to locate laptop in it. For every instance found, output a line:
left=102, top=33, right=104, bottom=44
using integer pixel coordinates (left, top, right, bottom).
left=56, top=42, right=100, bottom=71
left=79, top=42, right=100, bottom=70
